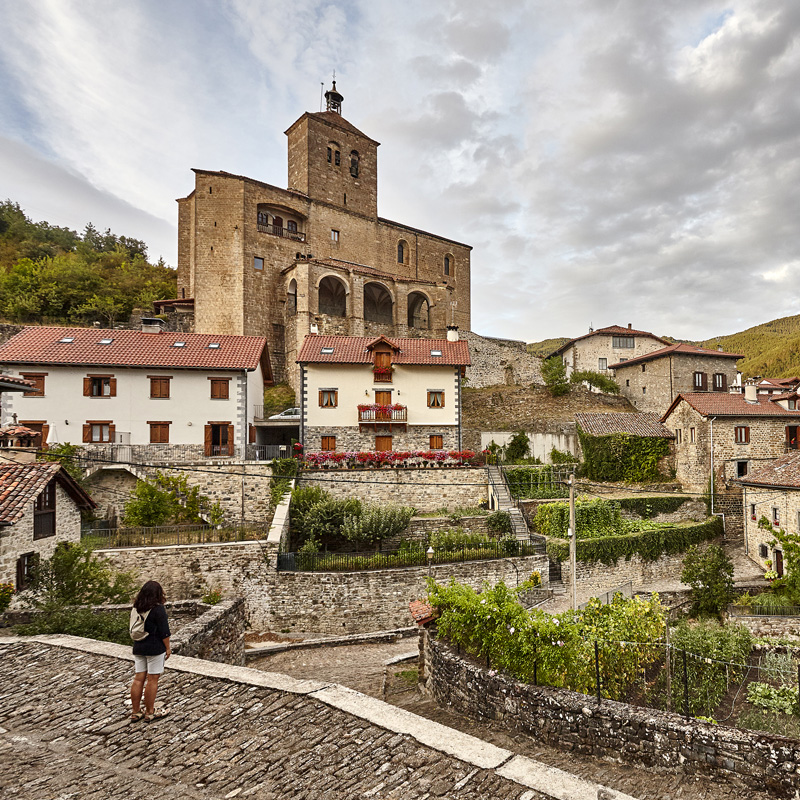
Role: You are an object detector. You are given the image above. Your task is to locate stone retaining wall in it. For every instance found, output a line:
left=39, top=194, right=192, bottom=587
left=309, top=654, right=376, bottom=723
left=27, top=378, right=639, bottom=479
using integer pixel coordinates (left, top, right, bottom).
left=171, top=598, right=246, bottom=665
left=421, top=630, right=800, bottom=798
left=727, top=613, right=800, bottom=639
left=297, top=467, right=487, bottom=512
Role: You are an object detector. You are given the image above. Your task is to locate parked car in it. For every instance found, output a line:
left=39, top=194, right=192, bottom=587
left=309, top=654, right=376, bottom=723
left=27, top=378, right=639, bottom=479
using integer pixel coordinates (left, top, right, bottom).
left=269, top=407, right=301, bottom=420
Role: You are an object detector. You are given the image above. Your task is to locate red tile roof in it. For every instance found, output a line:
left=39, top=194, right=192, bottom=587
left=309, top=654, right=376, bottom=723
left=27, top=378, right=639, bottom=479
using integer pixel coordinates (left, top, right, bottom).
left=609, top=342, right=743, bottom=370
left=0, top=462, right=95, bottom=526
left=661, top=392, right=800, bottom=421
left=549, top=325, right=669, bottom=357
left=737, top=452, right=800, bottom=489
left=575, top=412, right=674, bottom=439
left=0, top=327, right=269, bottom=371
left=409, top=600, right=438, bottom=626
left=297, top=335, right=470, bottom=366
left=0, top=373, right=34, bottom=390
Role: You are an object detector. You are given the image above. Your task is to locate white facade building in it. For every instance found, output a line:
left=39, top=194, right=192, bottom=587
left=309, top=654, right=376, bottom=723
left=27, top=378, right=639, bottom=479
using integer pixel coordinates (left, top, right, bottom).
left=0, top=326, right=271, bottom=459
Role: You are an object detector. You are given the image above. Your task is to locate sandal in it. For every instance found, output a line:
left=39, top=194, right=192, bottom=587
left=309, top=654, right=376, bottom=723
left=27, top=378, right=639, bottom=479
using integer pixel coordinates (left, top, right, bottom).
left=130, top=711, right=145, bottom=722
left=144, top=708, right=168, bottom=722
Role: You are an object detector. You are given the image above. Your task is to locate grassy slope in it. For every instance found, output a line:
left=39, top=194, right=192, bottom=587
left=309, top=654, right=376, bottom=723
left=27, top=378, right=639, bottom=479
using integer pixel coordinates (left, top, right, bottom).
left=699, top=314, right=800, bottom=378
left=527, top=337, right=570, bottom=358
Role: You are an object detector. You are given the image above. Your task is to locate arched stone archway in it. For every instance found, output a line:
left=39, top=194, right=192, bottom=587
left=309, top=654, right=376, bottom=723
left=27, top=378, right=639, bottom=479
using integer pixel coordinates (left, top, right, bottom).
left=407, top=292, right=430, bottom=329
left=318, top=276, right=347, bottom=317
left=364, top=282, right=393, bottom=324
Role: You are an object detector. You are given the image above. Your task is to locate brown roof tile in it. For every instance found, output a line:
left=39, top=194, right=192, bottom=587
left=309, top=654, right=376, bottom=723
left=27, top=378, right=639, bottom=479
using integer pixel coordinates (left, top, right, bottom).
left=609, top=342, right=743, bottom=370
left=575, top=412, right=674, bottom=438
left=297, top=335, right=471, bottom=366
left=409, top=600, right=438, bottom=626
left=738, top=452, right=800, bottom=489
left=662, top=392, right=800, bottom=421
left=549, top=325, right=669, bottom=357
left=0, top=463, right=95, bottom=526
left=0, top=373, right=34, bottom=390
left=0, top=327, right=268, bottom=371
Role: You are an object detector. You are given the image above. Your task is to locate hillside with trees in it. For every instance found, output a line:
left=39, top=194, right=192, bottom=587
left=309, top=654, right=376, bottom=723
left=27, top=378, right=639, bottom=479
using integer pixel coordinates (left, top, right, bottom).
left=0, top=201, right=176, bottom=327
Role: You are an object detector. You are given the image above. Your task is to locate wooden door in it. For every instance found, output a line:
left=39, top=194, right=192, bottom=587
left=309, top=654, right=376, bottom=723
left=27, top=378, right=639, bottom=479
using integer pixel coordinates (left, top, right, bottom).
left=374, top=351, right=391, bottom=369
left=375, top=436, right=392, bottom=452
left=775, top=550, right=784, bottom=577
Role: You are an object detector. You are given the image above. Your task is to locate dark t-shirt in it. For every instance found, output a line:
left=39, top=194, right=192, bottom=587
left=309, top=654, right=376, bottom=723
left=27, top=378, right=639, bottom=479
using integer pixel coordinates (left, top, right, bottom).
left=132, top=604, right=171, bottom=656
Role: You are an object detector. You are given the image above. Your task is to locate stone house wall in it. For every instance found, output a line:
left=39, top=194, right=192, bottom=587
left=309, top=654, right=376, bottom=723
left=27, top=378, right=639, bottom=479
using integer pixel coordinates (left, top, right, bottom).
left=297, top=466, right=487, bottom=512
left=303, top=426, right=459, bottom=453
left=562, top=330, right=665, bottom=375
left=616, top=353, right=740, bottom=415
left=460, top=331, right=542, bottom=388
left=741, top=484, right=800, bottom=574
left=421, top=631, right=800, bottom=798
left=0, top=483, right=82, bottom=588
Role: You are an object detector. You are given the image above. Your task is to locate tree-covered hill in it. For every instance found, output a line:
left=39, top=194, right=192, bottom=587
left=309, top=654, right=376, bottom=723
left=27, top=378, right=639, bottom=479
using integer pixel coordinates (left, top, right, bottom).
left=0, top=201, right=176, bottom=327
left=526, top=337, right=570, bottom=358
left=699, top=315, right=800, bottom=379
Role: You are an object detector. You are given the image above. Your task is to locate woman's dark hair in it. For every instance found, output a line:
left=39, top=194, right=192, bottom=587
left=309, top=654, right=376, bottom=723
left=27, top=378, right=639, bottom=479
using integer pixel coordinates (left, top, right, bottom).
left=133, top=580, right=166, bottom=613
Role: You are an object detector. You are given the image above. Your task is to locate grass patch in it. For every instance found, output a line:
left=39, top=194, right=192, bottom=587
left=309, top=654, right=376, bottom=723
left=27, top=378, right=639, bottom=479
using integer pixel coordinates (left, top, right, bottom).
left=395, top=669, right=418, bottom=686
left=738, top=708, right=800, bottom=738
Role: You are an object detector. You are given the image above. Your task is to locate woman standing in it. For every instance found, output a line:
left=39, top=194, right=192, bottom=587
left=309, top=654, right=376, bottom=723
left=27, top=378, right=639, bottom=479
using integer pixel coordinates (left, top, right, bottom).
left=130, top=580, right=171, bottom=722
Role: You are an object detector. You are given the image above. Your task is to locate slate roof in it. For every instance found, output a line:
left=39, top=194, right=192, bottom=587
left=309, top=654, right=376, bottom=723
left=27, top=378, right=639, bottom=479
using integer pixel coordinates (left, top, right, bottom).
left=298, top=335, right=470, bottom=366
left=609, top=342, right=743, bottom=370
left=737, top=452, right=800, bottom=489
left=0, top=462, right=95, bottom=526
left=661, top=392, right=800, bottom=421
left=0, top=327, right=269, bottom=371
left=575, top=412, right=674, bottom=439
left=548, top=325, right=669, bottom=357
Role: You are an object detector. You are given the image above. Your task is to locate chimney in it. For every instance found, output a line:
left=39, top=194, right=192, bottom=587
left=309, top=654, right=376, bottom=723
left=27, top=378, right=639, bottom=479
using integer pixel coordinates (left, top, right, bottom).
left=717, top=343, right=723, bottom=352
left=744, top=380, right=758, bottom=404
left=310, top=322, right=319, bottom=335
left=141, top=317, right=165, bottom=334
left=446, top=325, right=459, bottom=342
left=627, top=323, right=632, bottom=330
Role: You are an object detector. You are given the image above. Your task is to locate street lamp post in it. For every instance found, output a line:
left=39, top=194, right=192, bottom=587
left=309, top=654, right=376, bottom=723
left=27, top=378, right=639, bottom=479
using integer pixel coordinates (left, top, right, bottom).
left=427, top=546, right=434, bottom=578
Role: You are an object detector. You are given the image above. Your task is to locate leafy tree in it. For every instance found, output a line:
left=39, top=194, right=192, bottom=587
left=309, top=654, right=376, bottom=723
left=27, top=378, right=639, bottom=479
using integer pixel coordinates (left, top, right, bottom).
left=123, top=481, right=174, bottom=526
left=341, top=503, right=414, bottom=549
left=122, top=473, right=222, bottom=526
left=38, top=442, right=85, bottom=486
left=681, top=543, right=734, bottom=617
left=304, top=497, right=362, bottom=548
left=504, top=431, right=530, bottom=462
left=26, top=542, right=136, bottom=610
left=570, top=370, right=620, bottom=394
left=541, top=356, right=570, bottom=396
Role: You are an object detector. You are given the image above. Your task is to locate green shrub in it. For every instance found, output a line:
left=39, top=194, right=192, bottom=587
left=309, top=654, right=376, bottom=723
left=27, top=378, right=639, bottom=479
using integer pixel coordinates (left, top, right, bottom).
left=428, top=528, right=492, bottom=551
left=15, top=607, right=130, bottom=645
left=550, top=447, right=578, bottom=464
left=669, top=619, right=752, bottom=717
left=542, top=356, right=570, bottom=397
left=617, top=496, right=691, bottom=518
left=681, top=544, right=734, bottom=617
left=122, top=480, right=173, bottom=526
left=534, top=498, right=624, bottom=539
left=505, top=431, right=530, bottom=462
left=577, top=428, right=671, bottom=482
left=304, top=497, right=362, bottom=547
left=202, top=587, right=223, bottom=605
left=747, top=682, right=798, bottom=715
left=487, top=511, right=512, bottom=535
left=289, top=485, right=330, bottom=544
left=341, top=503, right=414, bottom=549
left=569, top=370, right=620, bottom=394
left=546, top=517, right=723, bottom=565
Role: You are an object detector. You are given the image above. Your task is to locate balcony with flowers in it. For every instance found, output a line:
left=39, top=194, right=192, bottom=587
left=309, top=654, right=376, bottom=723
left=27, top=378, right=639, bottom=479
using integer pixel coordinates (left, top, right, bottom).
left=302, top=449, right=477, bottom=470
left=372, top=365, right=393, bottom=383
left=357, top=402, right=407, bottom=428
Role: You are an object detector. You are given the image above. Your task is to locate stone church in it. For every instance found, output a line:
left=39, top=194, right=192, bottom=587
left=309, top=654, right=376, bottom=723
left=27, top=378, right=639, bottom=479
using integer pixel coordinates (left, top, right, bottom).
left=173, top=83, right=471, bottom=389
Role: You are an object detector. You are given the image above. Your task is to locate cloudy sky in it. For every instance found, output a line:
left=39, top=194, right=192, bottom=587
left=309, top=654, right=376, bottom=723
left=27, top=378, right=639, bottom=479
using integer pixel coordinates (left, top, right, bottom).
left=1, top=0, right=799, bottom=343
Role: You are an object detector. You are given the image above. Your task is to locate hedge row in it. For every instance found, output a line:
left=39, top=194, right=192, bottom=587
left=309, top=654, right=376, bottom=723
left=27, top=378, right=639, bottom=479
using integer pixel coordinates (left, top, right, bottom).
left=617, top=496, right=692, bottom=518
left=577, top=429, right=671, bottom=482
left=546, top=516, right=723, bottom=565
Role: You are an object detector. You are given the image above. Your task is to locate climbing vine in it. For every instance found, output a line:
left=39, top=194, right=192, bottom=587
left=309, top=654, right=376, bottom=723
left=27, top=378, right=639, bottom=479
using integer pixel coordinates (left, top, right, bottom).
left=577, top=426, right=671, bottom=482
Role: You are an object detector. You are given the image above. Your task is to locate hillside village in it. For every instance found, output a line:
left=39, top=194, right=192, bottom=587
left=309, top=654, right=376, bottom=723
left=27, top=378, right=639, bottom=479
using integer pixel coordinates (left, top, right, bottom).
left=4, top=85, right=800, bottom=800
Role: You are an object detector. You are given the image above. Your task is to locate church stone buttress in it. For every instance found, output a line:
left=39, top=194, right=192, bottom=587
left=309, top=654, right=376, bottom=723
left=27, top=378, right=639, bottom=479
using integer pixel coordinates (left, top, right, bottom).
left=176, top=83, right=472, bottom=391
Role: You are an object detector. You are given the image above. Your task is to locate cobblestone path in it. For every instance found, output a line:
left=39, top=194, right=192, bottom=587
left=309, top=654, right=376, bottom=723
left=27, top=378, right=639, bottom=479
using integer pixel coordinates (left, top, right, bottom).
left=0, top=637, right=622, bottom=800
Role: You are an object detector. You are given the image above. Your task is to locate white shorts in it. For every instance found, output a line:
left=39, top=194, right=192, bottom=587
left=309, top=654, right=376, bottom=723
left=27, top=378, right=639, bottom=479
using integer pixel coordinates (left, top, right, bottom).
left=133, top=653, right=166, bottom=675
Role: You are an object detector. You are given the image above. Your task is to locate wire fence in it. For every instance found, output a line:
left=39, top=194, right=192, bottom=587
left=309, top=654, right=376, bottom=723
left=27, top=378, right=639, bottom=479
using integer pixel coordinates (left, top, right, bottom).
left=460, top=637, right=800, bottom=736
left=82, top=522, right=270, bottom=548
left=503, top=465, right=573, bottom=500
left=277, top=540, right=543, bottom=572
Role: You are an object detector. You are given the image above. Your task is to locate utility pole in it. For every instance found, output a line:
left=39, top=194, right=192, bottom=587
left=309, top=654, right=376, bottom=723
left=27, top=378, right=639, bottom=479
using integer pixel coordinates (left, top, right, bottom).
left=569, top=473, right=577, bottom=611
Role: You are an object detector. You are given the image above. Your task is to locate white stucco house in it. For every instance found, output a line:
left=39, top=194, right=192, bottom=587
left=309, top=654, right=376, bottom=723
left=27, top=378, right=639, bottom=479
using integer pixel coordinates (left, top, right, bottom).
left=297, top=329, right=471, bottom=453
left=0, top=461, right=96, bottom=590
left=0, top=325, right=271, bottom=460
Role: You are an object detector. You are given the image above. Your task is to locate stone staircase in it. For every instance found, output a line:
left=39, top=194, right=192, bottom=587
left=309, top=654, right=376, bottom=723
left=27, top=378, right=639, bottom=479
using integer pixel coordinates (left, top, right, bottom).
left=487, top=466, right=546, bottom=554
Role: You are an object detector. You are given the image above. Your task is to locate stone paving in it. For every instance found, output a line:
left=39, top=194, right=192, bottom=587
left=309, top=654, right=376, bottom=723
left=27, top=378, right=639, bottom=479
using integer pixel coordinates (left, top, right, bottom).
left=0, top=636, right=634, bottom=800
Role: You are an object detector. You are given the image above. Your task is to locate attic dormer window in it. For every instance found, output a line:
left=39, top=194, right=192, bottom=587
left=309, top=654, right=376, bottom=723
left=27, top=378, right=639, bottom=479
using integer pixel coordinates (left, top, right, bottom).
left=59, top=337, right=74, bottom=343
left=99, top=338, right=113, bottom=345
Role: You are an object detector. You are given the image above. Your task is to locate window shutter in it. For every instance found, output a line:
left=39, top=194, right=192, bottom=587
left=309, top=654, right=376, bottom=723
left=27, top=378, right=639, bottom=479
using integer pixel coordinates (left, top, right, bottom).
left=83, top=424, right=91, bottom=443
left=83, top=377, right=92, bottom=396
left=227, top=424, right=235, bottom=456
left=745, top=427, right=750, bottom=444
left=108, top=424, right=116, bottom=443
left=319, top=390, right=324, bottom=407
left=334, top=391, right=338, bottom=407
left=109, top=378, right=117, bottom=397
left=701, top=372, right=708, bottom=391
left=441, top=392, right=445, bottom=408
left=249, top=424, right=256, bottom=444
left=720, top=374, right=727, bottom=391
left=204, top=425, right=212, bottom=457
left=41, top=424, right=49, bottom=449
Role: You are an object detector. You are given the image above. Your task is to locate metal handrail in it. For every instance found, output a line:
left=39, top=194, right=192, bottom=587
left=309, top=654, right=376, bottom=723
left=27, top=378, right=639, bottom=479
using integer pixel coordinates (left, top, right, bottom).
left=256, top=222, right=306, bottom=242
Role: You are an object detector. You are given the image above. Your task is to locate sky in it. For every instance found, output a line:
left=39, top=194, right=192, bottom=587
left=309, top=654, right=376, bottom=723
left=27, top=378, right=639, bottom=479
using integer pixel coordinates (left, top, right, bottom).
left=1, top=0, right=799, bottom=344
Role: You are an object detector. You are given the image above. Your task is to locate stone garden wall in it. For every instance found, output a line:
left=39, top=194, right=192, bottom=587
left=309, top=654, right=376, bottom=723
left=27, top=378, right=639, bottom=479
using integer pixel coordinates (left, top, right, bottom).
left=171, top=597, right=246, bottom=665
left=421, top=631, right=800, bottom=798
left=297, top=467, right=487, bottom=512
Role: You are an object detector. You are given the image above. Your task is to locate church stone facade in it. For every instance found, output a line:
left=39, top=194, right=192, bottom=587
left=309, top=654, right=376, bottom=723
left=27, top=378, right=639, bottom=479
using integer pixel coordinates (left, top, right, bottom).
left=176, top=83, right=471, bottom=389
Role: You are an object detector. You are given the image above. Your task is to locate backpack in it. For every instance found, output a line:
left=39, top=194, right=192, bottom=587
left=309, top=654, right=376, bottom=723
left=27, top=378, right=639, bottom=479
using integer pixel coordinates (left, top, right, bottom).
left=129, top=607, right=151, bottom=642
